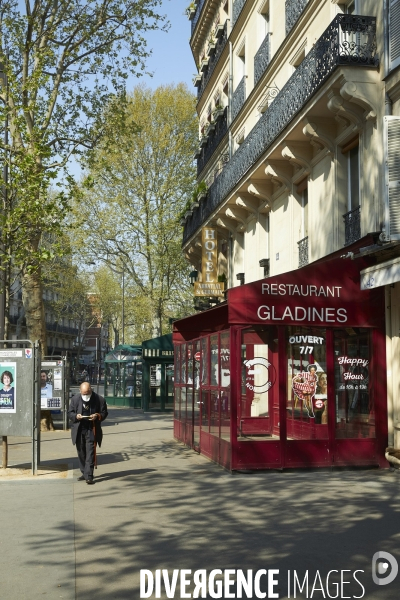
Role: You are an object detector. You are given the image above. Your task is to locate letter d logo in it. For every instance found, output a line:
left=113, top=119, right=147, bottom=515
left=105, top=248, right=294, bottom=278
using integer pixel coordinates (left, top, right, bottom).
left=372, top=552, right=398, bottom=585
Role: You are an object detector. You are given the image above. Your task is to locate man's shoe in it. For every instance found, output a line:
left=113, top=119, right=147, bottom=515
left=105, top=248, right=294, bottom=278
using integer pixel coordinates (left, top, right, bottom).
left=77, top=475, right=85, bottom=481
left=86, top=478, right=95, bottom=485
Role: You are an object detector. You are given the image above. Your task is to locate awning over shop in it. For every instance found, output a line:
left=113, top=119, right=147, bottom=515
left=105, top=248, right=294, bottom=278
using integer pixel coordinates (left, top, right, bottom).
left=360, top=256, right=400, bottom=290
left=142, top=334, right=174, bottom=358
left=105, top=344, right=142, bottom=363
left=142, top=334, right=173, bottom=351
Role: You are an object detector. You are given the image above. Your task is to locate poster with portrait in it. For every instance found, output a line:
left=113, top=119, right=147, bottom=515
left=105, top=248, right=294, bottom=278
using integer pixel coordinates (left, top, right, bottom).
left=0, top=362, right=16, bottom=413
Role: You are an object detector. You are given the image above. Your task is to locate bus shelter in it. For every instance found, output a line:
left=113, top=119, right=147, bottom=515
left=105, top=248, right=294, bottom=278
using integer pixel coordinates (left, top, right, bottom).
left=104, top=345, right=142, bottom=408
left=142, top=334, right=174, bottom=412
left=173, top=247, right=388, bottom=471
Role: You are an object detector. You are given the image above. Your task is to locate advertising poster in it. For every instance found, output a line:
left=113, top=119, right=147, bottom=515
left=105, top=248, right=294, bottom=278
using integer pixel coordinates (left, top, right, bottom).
left=0, top=362, right=16, bottom=413
left=40, top=366, right=62, bottom=410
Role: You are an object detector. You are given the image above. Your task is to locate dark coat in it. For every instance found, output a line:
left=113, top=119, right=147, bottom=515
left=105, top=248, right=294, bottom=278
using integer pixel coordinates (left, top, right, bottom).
left=68, top=391, right=108, bottom=447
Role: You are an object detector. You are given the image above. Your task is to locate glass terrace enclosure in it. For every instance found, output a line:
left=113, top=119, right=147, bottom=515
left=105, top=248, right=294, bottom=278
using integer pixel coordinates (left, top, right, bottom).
left=173, top=252, right=388, bottom=471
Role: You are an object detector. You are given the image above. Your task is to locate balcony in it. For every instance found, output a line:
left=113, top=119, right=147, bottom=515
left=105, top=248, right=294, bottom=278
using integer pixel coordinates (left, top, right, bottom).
left=183, top=15, right=377, bottom=244
left=286, top=0, right=309, bottom=35
left=254, top=33, right=271, bottom=86
left=298, top=236, right=309, bottom=268
left=232, top=76, right=246, bottom=121
left=191, top=0, right=206, bottom=36
left=197, top=22, right=228, bottom=100
left=232, top=0, right=247, bottom=28
left=343, top=206, right=361, bottom=246
left=197, top=107, right=228, bottom=176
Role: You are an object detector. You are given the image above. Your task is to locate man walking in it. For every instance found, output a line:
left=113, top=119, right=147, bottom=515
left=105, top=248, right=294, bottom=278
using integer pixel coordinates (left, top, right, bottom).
left=68, top=382, right=108, bottom=484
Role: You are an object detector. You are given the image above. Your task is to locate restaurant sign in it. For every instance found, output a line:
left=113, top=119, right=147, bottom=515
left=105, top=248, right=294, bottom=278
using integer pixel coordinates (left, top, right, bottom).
left=228, top=257, right=384, bottom=328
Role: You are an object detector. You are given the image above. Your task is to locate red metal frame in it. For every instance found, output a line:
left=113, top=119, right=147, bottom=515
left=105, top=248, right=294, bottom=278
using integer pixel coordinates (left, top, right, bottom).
left=173, top=240, right=388, bottom=471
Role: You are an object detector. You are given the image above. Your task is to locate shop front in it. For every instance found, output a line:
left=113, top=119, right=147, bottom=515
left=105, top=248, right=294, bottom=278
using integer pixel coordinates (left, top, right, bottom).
left=173, top=251, right=388, bottom=471
left=104, top=345, right=142, bottom=408
left=142, top=334, right=174, bottom=412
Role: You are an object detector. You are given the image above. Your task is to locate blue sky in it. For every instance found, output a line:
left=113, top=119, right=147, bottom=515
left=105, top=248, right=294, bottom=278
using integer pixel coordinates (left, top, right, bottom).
left=68, top=1, right=195, bottom=177
left=128, top=0, right=196, bottom=91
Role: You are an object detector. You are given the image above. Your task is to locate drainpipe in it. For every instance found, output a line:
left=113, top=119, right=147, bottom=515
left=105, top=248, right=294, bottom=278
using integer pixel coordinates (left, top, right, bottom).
left=384, top=0, right=390, bottom=81
left=229, top=40, right=233, bottom=158
left=384, top=0, right=392, bottom=115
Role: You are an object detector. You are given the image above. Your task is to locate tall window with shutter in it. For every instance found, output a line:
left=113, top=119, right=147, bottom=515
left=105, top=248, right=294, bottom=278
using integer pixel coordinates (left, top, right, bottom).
left=390, top=0, right=400, bottom=71
left=384, top=116, right=400, bottom=240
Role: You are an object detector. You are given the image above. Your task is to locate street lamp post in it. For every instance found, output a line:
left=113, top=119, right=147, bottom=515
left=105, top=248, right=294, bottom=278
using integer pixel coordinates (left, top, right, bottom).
left=104, top=238, right=126, bottom=347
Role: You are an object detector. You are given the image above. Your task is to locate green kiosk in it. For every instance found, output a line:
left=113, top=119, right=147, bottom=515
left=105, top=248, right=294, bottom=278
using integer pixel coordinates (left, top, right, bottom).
left=104, top=344, right=142, bottom=408
left=142, top=334, right=174, bottom=412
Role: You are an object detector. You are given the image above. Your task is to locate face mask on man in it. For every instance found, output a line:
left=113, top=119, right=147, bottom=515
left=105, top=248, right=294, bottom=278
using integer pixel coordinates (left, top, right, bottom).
left=82, top=394, right=91, bottom=402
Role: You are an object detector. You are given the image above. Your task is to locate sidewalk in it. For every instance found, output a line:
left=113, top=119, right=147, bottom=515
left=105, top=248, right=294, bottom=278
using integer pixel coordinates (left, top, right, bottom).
left=1, top=408, right=400, bottom=600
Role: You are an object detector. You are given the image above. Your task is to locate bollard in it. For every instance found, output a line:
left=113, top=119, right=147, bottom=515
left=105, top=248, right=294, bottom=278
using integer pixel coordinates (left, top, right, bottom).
left=2, top=435, right=7, bottom=469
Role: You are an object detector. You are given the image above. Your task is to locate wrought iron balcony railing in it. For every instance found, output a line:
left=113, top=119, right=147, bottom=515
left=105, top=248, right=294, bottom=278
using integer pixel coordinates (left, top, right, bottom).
left=286, top=0, right=309, bottom=35
left=298, top=236, right=309, bottom=268
left=183, top=15, right=377, bottom=244
left=232, top=0, right=247, bottom=28
left=343, top=206, right=361, bottom=246
left=232, top=76, right=246, bottom=121
left=254, top=33, right=271, bottom=86
left=197, top=108, right=228, bottom=176
left=191, top=0, right=207, bottom=36
left=197, top=22, right=228, bottom=100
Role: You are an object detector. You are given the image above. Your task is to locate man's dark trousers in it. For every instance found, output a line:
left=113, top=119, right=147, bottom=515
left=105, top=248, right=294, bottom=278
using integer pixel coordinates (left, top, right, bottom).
left=76, top=428, right=95, bottom=480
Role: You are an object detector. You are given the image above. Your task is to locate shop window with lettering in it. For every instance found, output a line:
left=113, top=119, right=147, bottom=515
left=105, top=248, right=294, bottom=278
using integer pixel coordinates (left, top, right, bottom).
left=334, top=328, right=374, bottom=439
left=287, top=327, right=328, bottom=440
left=201, top=336, right=209, bottom=386
left=175, top=345, right=181, bottom=385
left=193, top=340, right=201, bottom=448
left=209, top=335, right=220, bottom=437
left=220, top=332, right=231, bottom=441
left=239, top=327, right=278, bottom=440
left=186, top=344, right=194, bottom=386
left=210, top=334, right=219, bottom=386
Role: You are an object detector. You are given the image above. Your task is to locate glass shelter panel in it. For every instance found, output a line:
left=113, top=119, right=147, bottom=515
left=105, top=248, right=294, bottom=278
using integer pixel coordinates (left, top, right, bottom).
left=286, top=327, right=328, bottom=440
left=334, top=328, right=374, bottom=439
left=239, top=327, right=279, bottom=440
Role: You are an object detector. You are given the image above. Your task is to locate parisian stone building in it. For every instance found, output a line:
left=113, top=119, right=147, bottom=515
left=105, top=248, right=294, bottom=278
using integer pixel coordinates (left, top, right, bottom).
left=174, top=0, right=400, bottom=470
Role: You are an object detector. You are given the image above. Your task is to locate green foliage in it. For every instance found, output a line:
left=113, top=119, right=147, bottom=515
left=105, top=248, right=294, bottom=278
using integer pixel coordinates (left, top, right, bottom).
left=178, top=180, right=208, bottom=222
left=0, top=0, right=166, bottom=345
left=71, top=84, right=198, bottom=339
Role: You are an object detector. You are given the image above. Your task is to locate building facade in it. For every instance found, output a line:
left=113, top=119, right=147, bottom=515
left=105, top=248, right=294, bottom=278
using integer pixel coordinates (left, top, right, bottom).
left=173, top=0, right=400, bottom=469
left=8, top=282, right=80, bottom=357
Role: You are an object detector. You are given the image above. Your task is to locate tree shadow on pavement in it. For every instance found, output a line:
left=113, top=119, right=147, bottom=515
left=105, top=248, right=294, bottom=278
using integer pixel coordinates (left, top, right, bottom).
left=17, top=412, right=400, bottom=600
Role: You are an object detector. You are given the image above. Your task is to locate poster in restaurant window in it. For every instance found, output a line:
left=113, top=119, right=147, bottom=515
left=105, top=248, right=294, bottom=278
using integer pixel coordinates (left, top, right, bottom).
left=0, top=362, right=16, bottom=413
